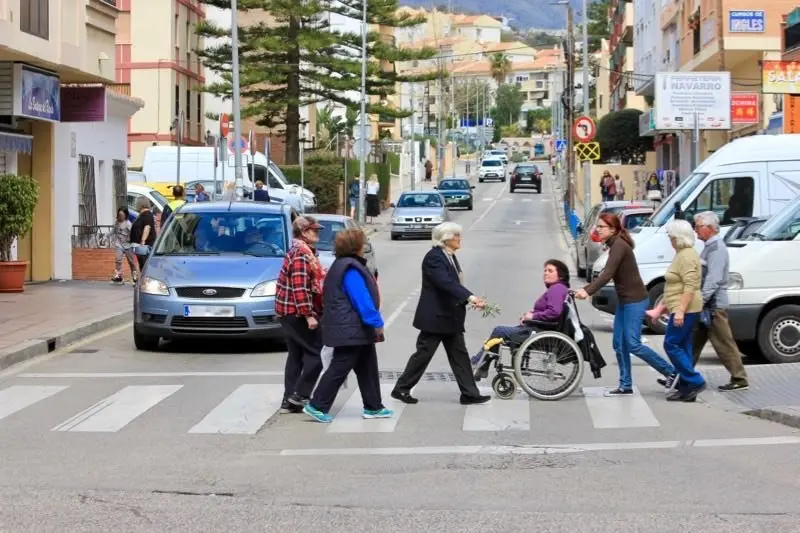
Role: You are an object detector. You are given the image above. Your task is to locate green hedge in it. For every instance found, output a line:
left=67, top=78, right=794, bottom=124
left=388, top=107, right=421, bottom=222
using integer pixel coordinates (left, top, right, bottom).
left=346, top=160, right=390, bottom=203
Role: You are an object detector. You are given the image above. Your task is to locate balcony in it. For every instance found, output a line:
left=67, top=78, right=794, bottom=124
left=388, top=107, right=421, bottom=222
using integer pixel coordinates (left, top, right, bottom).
left=621, top=5, right=634, bottom=45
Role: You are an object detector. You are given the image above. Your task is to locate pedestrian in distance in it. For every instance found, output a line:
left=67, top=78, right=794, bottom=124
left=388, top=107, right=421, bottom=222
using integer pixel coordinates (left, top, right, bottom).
left=575, top=213, right=677, bottom=396
left=646, top=220, right=707, bottom=402
left=391, top=222, right=491, bottom=405
left=111, top=207, right=138, bottom=284
left=130, top=196, right=156, bottom=271
left=253, top=180, right=271, bottom=202
left=161, top=185, right=186, bottom=227
left=690, top=211, right=749, bottom=391
left=304, top=228, right=392, bottom=423
left=275, top=216, right=327, bottom=413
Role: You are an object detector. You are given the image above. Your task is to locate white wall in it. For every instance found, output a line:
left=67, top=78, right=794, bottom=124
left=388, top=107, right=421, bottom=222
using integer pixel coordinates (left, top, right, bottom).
left=633, top=0, right=661, bottom=93
left=52, top=95, right=141, bottom=280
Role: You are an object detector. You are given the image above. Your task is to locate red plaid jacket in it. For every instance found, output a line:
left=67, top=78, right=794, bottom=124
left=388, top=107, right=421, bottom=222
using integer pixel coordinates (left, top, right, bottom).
left=275, top=239, right=325, bottom=318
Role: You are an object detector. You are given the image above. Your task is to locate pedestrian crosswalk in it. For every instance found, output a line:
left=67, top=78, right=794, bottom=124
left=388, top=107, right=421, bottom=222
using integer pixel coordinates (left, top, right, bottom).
left=0, top=382, right=670, bottom=437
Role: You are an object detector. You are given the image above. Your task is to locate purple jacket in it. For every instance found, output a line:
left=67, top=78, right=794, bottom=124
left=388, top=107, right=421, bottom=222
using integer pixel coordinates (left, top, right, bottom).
left=531, top=281, right=569, bottom=321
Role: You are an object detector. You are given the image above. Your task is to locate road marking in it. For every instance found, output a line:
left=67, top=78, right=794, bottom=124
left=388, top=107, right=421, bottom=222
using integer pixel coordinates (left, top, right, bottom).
left=278, top=436, right=800, bottom=457
left=540, top=198, right=549, bottom=202
left=188, top=384, right=283, bottom=435
left=501, top=197, right=513, bottom=202
left=463, top=397, right=530, bottom=431
left=0, top=385, right=68, bottom=421
left=327, top=384, right=405, bottom=433
left=482, top=198, right=493, bottom=202
left=52, top=385, right=182, bottom=432
left=514, top=220, right=522, bottom=225
left=582, top=386, right=660, bottom=428
left=522, top=198, right=533, bottom=203
left=19, top=372, right=285, bottom=378
left=468, top=182, right=508, bottom=231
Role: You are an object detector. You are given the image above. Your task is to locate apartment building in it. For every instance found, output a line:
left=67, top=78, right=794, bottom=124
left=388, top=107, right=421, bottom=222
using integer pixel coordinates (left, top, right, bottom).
left=768, top=8, right=800, bottom=135
left=596, top=39, right=611, bottom=120
left=1, top=0, right=143, bottom=282
left=608, top=0, right=645, bottom=112
left=115, top=0, right=206, bottom=166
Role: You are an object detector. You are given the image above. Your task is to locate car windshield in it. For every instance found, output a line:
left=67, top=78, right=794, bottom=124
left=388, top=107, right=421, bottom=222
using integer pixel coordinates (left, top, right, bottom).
left=517, top=165, right=538, bottom=173
left=643, top=172, right=708, bottom=227
left=316, top=219, right=348, bottom=252
left=750, top=195, right=800, bottom=241
left=438, top=180, right=470, bottom=190
left=153, top=212, right=287, bottom=257
left=397, top=193, right=442, bottom=208
left=482, top=160, right=502, bottom=167
left=149, top=190, right=169, bottom=209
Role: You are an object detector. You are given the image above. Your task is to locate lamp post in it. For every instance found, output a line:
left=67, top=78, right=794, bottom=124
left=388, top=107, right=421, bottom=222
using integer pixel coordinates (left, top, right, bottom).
left=172, top=110, right=185, bottom=187
left=357, top=0, right=368, bottom=224
left=230, top=0, right=244, bottom=199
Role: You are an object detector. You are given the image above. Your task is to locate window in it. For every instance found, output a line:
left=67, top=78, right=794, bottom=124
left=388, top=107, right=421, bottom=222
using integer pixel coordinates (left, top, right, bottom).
left=77, top=155, right=98, bottom=228
left=623, top=213, right=650, bottom=230
left=397, top=193, right=442, bottom=208
left=196, top=93, right=202, bottom=124
left=20, top=0, right=49, bottom=39
left=686, top=177, right=754, bottom=224
left=174, top=85, right=180, bottom=117
left=186, top=89, right=191, bottom=125
left=316, top=220, right=348, bottom=251
left=599, top=94, right=604, bottom=110
left=112, top=160, right=127, bottom=215
left=692, top=27, right=700, bottom=55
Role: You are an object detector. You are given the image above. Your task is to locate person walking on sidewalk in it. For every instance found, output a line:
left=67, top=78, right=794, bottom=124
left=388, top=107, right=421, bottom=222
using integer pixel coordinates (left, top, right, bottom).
left=575, top=213, right=676, bottom=396
left=130, top=196, right=156, bottom=271
left=276, top=216, right=327, bottom=413
left=111, top=207, right=138, bottom=283
left=304, top=228, right=392, bottom=423
left=691, top=211, right=749, bottom=391
left=391, top=222, right=490, bottom=405
left=646, top=220, right=707, bottom=402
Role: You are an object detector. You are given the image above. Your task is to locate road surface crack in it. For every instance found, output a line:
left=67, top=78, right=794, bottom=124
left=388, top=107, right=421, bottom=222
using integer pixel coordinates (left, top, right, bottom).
left=78, top=494, right=152, bottom=524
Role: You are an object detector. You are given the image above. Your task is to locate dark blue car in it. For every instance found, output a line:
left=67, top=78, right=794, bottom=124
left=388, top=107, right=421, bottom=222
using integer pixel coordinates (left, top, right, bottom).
left=434, top=178, right=475, bottom=210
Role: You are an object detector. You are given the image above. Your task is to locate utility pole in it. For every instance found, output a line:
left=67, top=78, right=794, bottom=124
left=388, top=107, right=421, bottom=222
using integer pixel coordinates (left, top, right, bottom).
left=581, top=0, right=591, bottom=214
left=230, top=0, right=244, bottom=199
left=437, top=61, right=445, bottom=182
left=565, top=7, right=575, bottom=210
left=357, top=0, right=368, bottom=224
left=410, top=82, right=416, bottom=190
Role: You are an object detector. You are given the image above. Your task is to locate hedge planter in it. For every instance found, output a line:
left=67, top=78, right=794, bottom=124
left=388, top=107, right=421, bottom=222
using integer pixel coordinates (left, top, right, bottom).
left=0, top=261, right=27, bottom=293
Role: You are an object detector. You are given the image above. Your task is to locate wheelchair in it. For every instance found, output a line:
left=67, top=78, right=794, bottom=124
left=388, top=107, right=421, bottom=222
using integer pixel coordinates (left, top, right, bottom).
left=477, top=293, right=586, bottom=401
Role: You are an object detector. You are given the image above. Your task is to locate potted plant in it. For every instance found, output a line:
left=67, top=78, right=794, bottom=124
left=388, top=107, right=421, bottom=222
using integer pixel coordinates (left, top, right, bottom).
left=0, top=174, right=39, bottom=292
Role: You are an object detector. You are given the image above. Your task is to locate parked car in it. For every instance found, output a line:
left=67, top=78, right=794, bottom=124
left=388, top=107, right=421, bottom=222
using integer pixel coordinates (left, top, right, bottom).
left=315, top=214, right=378, bottom=278
left=723, top=216, right=769, bottom=243
left=486, top=149, right=508, bottom=165
left=478, top=158, right=506, bottom=183
left=132, top=201, right=294, bottom=350
left=510, top=163, right=542, bottom=193
left=575, top=201, right=652, bottom=280
left=435, top=178, right=475, bottom=210
left=127, top=184, right=169, bottom=218
left=389, top=191, right=449, bottom=240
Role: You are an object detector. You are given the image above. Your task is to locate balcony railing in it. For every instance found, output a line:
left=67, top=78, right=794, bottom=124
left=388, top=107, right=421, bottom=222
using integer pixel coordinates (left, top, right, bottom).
left=106, top=83, right=131, bottom=96
left=100, top=0, right=117, bottom=5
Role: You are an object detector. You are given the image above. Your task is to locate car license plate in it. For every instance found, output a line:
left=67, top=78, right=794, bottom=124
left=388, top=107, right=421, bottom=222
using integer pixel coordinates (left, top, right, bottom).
left=487, top=173, right=497, bottom=177
left=409, top=224, right=424, bottom=229
left=446, top=197, right=458, bottom=203
left=521, top=176, right=531, bottom=181
left=183, top=305, right=235, bottom=318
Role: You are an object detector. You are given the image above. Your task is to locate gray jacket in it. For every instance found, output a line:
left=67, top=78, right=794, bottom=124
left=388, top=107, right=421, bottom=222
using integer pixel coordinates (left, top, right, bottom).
left=700, top=234, right=729, bottom=309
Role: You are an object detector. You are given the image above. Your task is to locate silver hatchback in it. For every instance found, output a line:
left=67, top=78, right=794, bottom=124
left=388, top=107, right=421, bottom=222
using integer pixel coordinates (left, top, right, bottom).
left=314, top=214, right=378, bottom=278
left=389, top=191, right=449, bottom=240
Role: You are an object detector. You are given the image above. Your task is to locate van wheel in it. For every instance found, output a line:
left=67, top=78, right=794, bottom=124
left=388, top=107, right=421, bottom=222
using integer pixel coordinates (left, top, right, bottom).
left=134, top=327, right=160, bottom=351
left=758, top=305, right=800, bottom=364
left=645, top=282, right=667, bottom=335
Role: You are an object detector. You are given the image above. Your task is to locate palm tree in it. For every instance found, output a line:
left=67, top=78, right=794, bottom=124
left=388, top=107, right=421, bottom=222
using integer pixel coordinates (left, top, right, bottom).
left=489, top=53, right=512, bottom=85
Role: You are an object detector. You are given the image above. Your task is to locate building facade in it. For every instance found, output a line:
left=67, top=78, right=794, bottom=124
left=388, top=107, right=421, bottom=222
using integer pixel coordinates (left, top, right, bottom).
left=608, top=0, right=645, bottom=112
left=0, top=0, right=126, bottom=282
left=115, top=0, right=206, bottom=166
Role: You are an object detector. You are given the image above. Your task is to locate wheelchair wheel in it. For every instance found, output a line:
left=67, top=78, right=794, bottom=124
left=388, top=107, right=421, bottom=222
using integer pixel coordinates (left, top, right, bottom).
left=491, top=373, right=517, bottom=400
left=512, top=330, right=584, bottom=401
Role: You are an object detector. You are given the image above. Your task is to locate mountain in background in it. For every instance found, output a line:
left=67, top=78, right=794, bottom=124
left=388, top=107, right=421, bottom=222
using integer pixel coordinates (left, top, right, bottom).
left=400, top=0, right=580, bottom=30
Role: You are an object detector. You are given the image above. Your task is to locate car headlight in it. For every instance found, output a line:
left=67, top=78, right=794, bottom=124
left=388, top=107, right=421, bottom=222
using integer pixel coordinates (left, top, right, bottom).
left=140, top=276, right=169, bottom=296
left=251, top=280, right=277, bottom=297
left=727, top=272, right=744, bottom=290
left=391, top=216, right=401, bottom=223
left=430, top=216, right=444, bottom=223
left=302, top=196, right=314, bottom=207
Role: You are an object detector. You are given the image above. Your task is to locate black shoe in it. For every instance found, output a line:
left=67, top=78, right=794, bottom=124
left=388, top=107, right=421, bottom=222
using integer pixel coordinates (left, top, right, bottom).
left=391, top=390, right=419, bottom=404
left=287, top=393, right=309, bottom=407
left=657, top=374, right=679, bottom=389
left=460, top=394, right=491, bottom=405
left=718, top=381, right=749, bottom=392
left=604, top=388, right=634, bottom=396
left=667, top=383, right=706, bottom=402
left=280, top=400, right=303, bottom=414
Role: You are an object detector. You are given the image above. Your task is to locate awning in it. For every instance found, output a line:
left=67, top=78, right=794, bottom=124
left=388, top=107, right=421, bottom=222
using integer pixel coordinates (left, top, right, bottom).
left=0, top=131, right=33, bottom=153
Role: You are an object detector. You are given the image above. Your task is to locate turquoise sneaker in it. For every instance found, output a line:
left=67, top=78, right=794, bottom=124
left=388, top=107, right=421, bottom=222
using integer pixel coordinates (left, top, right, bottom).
left=362, top=407, right=393, bottom=419
left=303, top=404, right=332, bottom=423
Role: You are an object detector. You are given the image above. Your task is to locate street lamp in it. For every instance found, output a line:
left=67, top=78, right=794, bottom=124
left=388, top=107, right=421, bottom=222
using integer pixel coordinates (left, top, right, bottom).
left=171, top=110, right=185, bottom=187
left=230, top=0, right=244, bottom=200
left=357, top=0, right=368, bottom=224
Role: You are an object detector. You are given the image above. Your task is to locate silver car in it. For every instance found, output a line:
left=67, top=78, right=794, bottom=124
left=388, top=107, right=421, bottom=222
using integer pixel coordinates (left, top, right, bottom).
left=389, top=191, right=449, bottom=240
left=314, top=214, right=378, bottom=278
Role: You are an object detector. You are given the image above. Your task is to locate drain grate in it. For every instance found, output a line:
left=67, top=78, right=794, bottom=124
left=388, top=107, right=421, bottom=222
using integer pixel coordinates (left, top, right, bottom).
left=68, top=349, right=99, bottom=354
left=378, top=370, right=457, bottom=382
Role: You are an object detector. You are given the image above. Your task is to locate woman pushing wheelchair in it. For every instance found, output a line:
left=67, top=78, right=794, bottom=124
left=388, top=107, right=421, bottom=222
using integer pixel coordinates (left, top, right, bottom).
left=472, top=259, right=571, bottom=381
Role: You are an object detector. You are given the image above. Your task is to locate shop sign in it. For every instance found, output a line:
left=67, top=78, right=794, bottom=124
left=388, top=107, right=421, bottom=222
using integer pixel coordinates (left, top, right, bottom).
left=731, top=93, right=759, bottom=124
left=60, top=86, right=106, bottom=122
left=13, top=64, right=61, bottom=122
left=728, top=10, right=765, bottom=33
left=762, top=61, right=800, bottom=94
left=654, top=72, right=731, bottom=130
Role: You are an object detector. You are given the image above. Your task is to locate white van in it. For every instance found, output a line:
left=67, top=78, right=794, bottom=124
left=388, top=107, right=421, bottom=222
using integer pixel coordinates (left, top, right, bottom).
left=590, top=134, right=800, bottom=333
left=725, top=194, right=800, bottom=363
left=141, top=146, right=316, bottom=210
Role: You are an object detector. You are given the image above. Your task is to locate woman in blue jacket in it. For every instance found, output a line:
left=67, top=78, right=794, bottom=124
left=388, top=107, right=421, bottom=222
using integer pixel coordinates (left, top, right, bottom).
left=304, top=228, right=393, bottom=423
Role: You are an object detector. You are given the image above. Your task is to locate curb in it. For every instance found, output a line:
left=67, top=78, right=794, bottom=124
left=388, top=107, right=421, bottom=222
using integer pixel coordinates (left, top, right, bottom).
left=0, top=310, right=133, bottom=371
left=744, top=406, right=800, bottom=430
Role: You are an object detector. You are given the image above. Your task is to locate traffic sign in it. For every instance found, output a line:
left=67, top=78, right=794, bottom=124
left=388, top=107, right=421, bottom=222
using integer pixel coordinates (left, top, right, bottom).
left=219, top=113, right=230, bottom=137
left=574, top=142, right=600, bottom=161
left=555, top=139, right=567, bottom=153
left=573, top=116, right=596, bottom=143
left=228, top=135, right=248, bottom=153
left=353, top=138, right=372, bottom=158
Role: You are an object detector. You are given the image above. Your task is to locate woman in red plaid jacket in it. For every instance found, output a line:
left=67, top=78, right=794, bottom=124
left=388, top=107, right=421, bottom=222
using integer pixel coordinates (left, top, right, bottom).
left=275, top=216, right=327, bottom=413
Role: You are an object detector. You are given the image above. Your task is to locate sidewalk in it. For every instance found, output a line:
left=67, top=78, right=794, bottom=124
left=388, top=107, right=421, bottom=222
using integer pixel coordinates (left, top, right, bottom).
left=0, top=281, right=132, bottom=370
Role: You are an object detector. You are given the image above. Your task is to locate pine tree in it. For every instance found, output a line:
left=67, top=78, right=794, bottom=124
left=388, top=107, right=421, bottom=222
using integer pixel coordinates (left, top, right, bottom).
left=197, top=0, right=438, bottom=164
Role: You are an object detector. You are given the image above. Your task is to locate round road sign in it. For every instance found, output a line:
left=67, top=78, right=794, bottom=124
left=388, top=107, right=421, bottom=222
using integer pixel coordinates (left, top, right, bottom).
left=573, top=116, right=596, bottom=143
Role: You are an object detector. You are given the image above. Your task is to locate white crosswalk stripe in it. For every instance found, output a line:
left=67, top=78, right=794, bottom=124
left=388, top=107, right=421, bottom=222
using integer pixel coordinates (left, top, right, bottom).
left=0, top=381, right=669, bottom=436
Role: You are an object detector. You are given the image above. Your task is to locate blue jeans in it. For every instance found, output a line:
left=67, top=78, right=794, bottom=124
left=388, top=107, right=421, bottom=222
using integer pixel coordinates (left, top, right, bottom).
left=664, top=312, right=705, bottom=390
left=613, top=298, right=676, bottom=390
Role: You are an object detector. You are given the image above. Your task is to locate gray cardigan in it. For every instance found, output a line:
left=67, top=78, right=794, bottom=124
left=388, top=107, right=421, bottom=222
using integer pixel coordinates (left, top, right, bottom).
left=700, top=234, right=729, bottom=309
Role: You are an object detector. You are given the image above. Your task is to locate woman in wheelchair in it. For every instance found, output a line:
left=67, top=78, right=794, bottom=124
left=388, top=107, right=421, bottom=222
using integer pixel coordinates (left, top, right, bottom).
left=472, top=259, right=571, bottom=380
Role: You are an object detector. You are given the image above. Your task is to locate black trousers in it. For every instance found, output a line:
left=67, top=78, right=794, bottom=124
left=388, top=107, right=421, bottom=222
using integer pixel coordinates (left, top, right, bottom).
left=311, top=344, right=383, bottom=413
left=394, top=331, right=481, bottom=398
left=279, top=316, right=323, bottom=402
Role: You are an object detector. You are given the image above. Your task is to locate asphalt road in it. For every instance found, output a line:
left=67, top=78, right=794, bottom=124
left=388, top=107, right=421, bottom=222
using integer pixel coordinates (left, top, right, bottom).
left=1, top=170, right=799, bottom=532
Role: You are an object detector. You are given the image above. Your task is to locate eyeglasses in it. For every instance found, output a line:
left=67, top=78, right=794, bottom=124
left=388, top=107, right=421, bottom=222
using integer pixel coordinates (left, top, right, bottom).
left=596, top=224, right=610, bottom=229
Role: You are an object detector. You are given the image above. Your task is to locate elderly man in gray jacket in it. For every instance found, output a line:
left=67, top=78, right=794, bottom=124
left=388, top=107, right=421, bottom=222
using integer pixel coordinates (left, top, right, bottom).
left=692, top=211, right=749, bottom=391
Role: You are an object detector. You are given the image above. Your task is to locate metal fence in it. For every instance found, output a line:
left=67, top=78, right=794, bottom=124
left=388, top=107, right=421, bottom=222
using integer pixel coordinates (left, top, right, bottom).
left=72, top=225, right=115, bottom=249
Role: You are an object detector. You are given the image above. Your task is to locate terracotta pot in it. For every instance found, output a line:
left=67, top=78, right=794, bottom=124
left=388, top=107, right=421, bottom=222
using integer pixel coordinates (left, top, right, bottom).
left=0, top=261, right=28, bottom=293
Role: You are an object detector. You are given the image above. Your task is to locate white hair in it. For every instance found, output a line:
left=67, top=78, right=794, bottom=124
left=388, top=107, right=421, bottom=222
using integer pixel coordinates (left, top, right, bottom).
left=694, top=211, right=720, bottom=232
left=665, top=219, right=696, bottom=249
left=432, top=222, right=462, bottom=247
